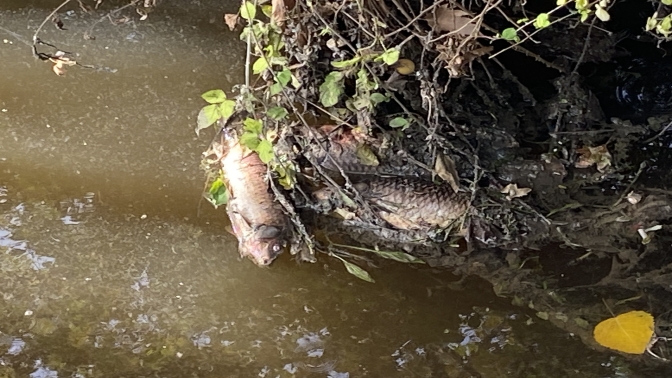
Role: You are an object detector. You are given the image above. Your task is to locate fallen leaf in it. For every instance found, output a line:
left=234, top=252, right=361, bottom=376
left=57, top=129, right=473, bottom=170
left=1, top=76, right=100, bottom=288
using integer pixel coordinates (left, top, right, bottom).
left=426, top=6, right=478, bottom=36
left=334, top=208, right=356, bottom=220
left=575, top=145, right=612, bottom=172
left=224, top=14, right=238, bottom=31
left=377, top=210, right=422, bottom=230
left=49, top=55, right=75, bottom=76
left=434, top=152, right=460, bottom=193
left=52, top=63, right=66, bottom=76
left=626, top=191, right=642, bottom=205
left=394, top=58, right=415, bottom=75
left=501, top=183, right=532, bottom=201
left=271, top=0, right=286, bottom=26
left=463, top=46, right=494, bottom=64
left=593, top=311, right=654, bottom=354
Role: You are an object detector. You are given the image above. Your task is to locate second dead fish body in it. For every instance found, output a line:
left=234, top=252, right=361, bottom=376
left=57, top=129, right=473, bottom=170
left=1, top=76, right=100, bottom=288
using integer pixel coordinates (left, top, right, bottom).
left=220, top=129, right=290, bottom=266
left=314, top=176, right=469, bottom=232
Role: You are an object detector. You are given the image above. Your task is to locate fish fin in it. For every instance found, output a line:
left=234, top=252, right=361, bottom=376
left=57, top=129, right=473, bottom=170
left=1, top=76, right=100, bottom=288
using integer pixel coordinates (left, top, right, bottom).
left=225, top=224, right=235, bottom=236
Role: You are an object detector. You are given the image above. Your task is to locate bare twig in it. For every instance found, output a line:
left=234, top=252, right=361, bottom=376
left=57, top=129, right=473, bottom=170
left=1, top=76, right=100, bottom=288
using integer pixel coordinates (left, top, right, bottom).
left=642, top=119, right=672, bottom=144
left=33, top=0, right=72, bottom=44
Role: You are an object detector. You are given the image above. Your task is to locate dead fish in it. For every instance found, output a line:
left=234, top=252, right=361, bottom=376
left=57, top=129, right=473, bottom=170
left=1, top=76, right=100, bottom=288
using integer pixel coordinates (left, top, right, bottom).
left=354, top=177, right=469, bottom=230
left=220, top=129, right=289, bottom=266
left=314, top=176, right=470, bottom=231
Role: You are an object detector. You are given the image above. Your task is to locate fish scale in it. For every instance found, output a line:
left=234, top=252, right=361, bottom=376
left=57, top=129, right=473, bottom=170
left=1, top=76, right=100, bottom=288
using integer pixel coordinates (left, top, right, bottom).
left=353, top=176, right=469, bottom=230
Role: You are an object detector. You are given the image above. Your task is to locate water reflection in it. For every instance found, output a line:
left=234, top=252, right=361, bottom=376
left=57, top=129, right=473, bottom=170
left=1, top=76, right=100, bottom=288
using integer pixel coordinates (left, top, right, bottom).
left=0, top=0, right=631, bottom=377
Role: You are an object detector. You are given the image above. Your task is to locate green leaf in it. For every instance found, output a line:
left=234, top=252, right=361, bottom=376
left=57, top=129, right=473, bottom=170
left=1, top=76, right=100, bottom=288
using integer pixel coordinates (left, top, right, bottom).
left=256, top=139, right=274, bottom=163
left=371, top=250, right=425, bottom=264
left=267, top=106, right=288, bottom=120
left=196, top=104, right=221, bottom=134
left=319, top=71, right=344, bottom=107
left=290, top=73, right=301, bottom=89
left=356, top=144, right=379, bottom=166
left=533, top=13, right=550, bottom=29
left=331, top=56, right=361, bottom=68
left=501, top=28, right=520, bottom=42
left=659, top=16, right=672, bottom=36
left=252, top=57, right=269, bottom=74
left=206, top=178, right=229, bottom=208
left=218, top=100, right=235, bottom=120
left=389, top=117, right=410, bottom=129
left=556, top=0, right=568, bottom=5
left=243, top=118, right=263, bottom=134
left=240, top=1, right=256, bottom=21
left=276, top=163, right=296, bottom=189
left=240, top=131, right=260, bottom=150
left=370, top=92, right=388, bottom=106
left=355, top=68, right=377, bottom=92
left=579, top=9, right=590, bottom=22
left=342, top=260, right=375, bottom=283
left=375, top=48, right=400, bottom=65
left=269, top=82, right=284, bottom=96
left=350, top=96, right=371, bottom=111
left=269, top=56, right=288, bottom=66
left=276, top=68, right=291, bottom=86
left=646, top=17, right=658, bottom=31
left=664, top=0, right=672, bottom=5
left=202, top=89, right=226, bottom=104
left=261, top=4, right=273, bottom=18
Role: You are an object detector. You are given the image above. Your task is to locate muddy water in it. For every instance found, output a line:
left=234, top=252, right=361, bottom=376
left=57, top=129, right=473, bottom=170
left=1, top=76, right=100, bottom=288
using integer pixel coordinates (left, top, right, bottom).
left=0, top=1, right=631, bottom=377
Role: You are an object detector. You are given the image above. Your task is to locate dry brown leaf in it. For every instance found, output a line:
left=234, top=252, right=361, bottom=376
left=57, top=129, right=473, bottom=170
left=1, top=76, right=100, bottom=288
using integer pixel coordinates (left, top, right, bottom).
left=378, top=210, right=422, bottom=230
left=434, top=153, right=460, bottom=193
left=271, top=0, right=286, bottom=26
left=501, top=183, right=532, bottom=201
left=49, top=55, right=75, bottom=76
left=224, top=13, right=238, bottom=31
left=52, top=63, right=66, bottom=76
left=334, top=208, right=356, bottom=220
left=575, top=145, right=612, bottom=173
left=426, top=6, right=477, bottom=36
left=463, top=46, right=494, bottom=63
left=394, top=59, right=415, bottom=75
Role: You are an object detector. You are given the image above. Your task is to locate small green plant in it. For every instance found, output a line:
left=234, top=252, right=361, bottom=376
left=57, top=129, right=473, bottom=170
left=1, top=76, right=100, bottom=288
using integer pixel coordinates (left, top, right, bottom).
left=497, top=0, right=612, bottom=47
left=195, top=89, right=235, bottom=135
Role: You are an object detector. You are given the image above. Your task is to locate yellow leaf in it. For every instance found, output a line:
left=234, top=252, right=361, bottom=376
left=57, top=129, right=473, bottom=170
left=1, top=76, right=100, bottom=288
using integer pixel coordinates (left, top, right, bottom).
left=595, top=6, right=610, bottom=22
left=593, top=311, right=654, bottom=354
left=394, top=58, right=416, bottom=75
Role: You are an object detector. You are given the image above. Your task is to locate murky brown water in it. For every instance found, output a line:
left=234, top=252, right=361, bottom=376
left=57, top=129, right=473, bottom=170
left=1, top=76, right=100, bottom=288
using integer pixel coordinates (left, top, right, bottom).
left=0, top=1, right=638, bottom=377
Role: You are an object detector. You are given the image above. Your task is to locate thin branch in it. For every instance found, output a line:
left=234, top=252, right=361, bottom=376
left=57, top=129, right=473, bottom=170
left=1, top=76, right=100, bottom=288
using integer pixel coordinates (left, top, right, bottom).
left=33, top=0, right=72, bottom=43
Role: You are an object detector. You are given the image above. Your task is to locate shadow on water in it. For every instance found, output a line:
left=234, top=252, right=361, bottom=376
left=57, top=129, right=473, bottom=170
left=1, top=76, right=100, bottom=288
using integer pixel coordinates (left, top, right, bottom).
left=0, top=0, right=635, bottom=377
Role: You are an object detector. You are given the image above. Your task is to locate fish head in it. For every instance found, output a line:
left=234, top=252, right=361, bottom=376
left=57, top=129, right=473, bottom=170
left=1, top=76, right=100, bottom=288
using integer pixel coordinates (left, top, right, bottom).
left=227, top=209, right=286, bottom=266
left=240, top=230, right=286, bottom=266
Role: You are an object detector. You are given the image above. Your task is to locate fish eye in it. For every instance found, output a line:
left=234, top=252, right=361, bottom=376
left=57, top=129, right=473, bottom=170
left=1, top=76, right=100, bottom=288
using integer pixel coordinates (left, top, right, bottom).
left=272, top=243, right=281, bottom=252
